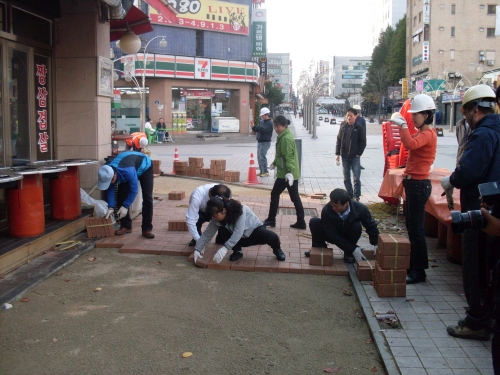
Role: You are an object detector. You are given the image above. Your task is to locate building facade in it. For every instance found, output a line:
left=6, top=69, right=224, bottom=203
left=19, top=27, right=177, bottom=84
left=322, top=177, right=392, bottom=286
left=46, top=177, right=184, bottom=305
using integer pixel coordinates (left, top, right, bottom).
left=406, top=0, right=498, bottom=125
left=372, top=0, right=407, bottom=48
left=112, top=0, right=259, bottom=135
left=332, top=56, right=371, bottom=100
left=266, top=52, right=292, bottom=106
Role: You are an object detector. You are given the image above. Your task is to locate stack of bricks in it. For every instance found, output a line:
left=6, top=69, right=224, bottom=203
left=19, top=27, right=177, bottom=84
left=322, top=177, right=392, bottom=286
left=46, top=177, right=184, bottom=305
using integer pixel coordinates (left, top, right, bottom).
left=223, top=170, right=240, bottom=183
left=210, top=159, right=226, bottom=180
left=374, top=234, right=410, bottom=297
left=308, top=247, right=334, bottom=266
left=173, top=160, right=189, bottom=176
left=168, top=220, right=188, bottom=231
left=200, top=167, right=211, bottom=179
left=187, top=157, right=204, bottom=177
left=152, top=160, right=161, bottom=175
left=168, top=191, right=185, bottom=200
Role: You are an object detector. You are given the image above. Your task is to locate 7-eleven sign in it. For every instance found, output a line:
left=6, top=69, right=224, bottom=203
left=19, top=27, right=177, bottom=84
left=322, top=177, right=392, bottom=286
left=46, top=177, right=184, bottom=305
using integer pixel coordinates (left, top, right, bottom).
left=195, top=58, right=211, bottom=80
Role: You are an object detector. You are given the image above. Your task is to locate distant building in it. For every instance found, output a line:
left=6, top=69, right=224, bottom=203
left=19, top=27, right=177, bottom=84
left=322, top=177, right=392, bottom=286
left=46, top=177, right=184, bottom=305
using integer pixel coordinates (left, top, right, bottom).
left=372, top=0, right=406, bottom=48
left=332, top=56, right=371, bottom=99
left=267, top=52, right=292, bottom=105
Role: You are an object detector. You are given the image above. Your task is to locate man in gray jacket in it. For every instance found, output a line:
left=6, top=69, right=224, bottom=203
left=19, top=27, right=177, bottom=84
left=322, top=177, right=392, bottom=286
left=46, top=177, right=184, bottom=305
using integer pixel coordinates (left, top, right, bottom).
left=252, top=107, right=274, bottom=177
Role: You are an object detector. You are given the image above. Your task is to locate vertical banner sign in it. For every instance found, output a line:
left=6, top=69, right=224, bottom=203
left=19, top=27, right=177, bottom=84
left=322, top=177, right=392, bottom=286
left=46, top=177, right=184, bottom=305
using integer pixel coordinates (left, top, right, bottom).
left=259, top=57, right=267, bottom=76
left=252, top=8, right=266, bottom=57
left=35, top=55, right=50, bottom=160
left=422, top=42, right=430, bottom=63
left=402, top=78, right=409, bottom=99
left=112, top=89, right=121, bottom=108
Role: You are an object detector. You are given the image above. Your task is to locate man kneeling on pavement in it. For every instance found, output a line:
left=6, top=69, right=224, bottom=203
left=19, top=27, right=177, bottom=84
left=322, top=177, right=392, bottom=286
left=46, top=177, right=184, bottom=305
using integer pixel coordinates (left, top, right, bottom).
left=305, top=188, right=379, bottom=263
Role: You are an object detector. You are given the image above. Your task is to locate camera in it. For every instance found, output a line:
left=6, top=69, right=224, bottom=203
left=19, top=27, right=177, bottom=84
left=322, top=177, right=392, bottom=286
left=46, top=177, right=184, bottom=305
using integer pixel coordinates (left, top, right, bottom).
left=451, top=181, right=500, bottom=234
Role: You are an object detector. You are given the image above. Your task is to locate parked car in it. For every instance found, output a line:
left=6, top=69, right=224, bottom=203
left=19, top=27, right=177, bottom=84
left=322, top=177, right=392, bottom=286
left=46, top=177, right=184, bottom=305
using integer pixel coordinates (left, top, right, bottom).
left=317, top=108, right=328, bottom=114
left=330, top=118, right=336, bottom=124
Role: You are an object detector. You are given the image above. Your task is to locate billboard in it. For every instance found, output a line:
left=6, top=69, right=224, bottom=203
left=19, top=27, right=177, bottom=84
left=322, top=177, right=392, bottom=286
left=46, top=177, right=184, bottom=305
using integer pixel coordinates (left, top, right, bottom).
left=145, top=0, right=250, bottom=35
left=252, top=8, right=266, bottom=57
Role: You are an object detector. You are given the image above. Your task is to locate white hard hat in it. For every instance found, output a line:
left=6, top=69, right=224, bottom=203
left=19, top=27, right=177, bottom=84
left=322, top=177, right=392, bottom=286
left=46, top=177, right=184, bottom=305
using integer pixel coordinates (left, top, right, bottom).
left=260, top=107, right=270, bottom=116
left=408, top=94, right=436, bottom=113
left=461, top=84, right=496, bottom=109
left=353, top=105, right=361, bottom=110
left=139, top=137, right=148, bottom=149
left=97, top=165, right=114, bottom=190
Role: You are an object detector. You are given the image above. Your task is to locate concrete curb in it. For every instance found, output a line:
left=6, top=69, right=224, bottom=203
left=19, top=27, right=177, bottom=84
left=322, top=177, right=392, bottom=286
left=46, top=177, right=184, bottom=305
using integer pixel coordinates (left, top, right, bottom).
left=347, top=263, right=401, bottom=375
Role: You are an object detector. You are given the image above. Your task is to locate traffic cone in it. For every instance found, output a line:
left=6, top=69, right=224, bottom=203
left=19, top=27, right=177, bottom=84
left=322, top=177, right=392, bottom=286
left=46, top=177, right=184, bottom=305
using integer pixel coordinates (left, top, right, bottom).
left=243, top=153, right=262, bottom=185
left=170, top=148, right=179, bottom=174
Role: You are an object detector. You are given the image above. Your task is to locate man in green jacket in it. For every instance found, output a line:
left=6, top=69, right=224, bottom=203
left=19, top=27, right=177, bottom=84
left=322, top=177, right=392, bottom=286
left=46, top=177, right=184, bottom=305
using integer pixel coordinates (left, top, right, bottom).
left=263, top=115, right=306, bottom=229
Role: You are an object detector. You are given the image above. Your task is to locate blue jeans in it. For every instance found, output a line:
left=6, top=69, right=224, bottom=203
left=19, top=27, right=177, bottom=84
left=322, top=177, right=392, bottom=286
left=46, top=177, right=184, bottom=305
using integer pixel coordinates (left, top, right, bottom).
left=257, top=142, right=271, bottom=174
left=402, top=179, right=431, bottom=270
left=341, top=156, right=361, bottom=198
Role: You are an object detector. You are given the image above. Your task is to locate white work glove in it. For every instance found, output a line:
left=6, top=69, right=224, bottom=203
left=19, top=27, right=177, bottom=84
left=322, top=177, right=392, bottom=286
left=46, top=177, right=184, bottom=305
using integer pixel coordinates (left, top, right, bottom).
left=193, top=250, right=203, bottom=264
left=268, top=164, right=275, bottom=170
left=117, top=206, right=128, bottom=219
left=389, top=115, right=407, bottom=127
left=213, top=246, right=228, bottom=263
left=353, top=246, right=367, bottom=262
left=373, top=245, right=378, bottom=256
left=442, top=187, right=455, bottom=210
left=105, top=208, right=114, bottom=219
left=285, top=173, right=294, bottom=186
left=440, top=176, right=453, bottom=191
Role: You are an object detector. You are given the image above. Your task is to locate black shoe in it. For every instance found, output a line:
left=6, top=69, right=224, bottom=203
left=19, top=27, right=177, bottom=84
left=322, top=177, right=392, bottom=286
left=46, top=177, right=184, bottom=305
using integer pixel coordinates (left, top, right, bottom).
left=304, top=251, right=310, bottom=257
left=273, top=248, right=286, bottom=261
left=229, top=250, right=243, bottom=261
left=343, top=255, right=356, bottom=264
left=406, top=269, right=426, bottom=284
left=360, top=165, right=365, bottom=170
left=263, top=219, right=276, bottom=227
left=215, top=235, right=224, bottom=245
left=290, top=222, right=306, bottom=229
left=188, top=239, right=196, bottom=247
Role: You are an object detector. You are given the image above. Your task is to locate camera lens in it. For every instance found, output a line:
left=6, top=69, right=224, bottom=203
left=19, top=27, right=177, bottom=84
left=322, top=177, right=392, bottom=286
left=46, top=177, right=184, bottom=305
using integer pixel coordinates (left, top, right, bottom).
left=451, top=210, right=486, bottom=234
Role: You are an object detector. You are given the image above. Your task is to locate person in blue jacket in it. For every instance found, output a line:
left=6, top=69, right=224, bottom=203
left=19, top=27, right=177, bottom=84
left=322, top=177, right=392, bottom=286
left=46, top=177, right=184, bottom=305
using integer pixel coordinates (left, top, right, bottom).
left=440, top=85, right=500, bottom=341
left=97, top=151, right=155, bottom=239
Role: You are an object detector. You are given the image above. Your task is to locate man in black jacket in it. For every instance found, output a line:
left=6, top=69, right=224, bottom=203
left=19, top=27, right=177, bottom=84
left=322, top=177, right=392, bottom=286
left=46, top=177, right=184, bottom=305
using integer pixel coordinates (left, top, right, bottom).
left=336, top=108, right=366, bottom=201
left=305, top=189, right=379, bottom=263
left=252, top=107, right=274, bottom=177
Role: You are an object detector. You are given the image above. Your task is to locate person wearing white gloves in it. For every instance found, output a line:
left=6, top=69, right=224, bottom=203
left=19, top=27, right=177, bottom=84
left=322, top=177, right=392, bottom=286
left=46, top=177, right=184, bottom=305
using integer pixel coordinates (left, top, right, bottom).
left=186, top=184, right=231, bottom=247
left=305, top=189, right=379, bottom=264
left=98, top=151, right=155, bottom=238
left=262, top=115, right=305, bottom=229
left=389, top=94, right=437, bottom=284
left=335, top=107, right=366, bottom=202
left=193, top=196, right=286, bottom=265
left=439, top=85, right=500, bottom=341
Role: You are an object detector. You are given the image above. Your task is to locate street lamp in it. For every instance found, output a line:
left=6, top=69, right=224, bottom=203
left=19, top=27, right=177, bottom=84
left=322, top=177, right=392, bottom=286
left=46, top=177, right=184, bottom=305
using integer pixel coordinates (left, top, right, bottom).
left=137, top=36, right=167, bottom=132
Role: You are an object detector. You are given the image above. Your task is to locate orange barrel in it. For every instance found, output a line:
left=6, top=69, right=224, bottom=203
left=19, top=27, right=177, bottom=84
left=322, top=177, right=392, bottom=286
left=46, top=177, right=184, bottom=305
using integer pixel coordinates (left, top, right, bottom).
left=50, top=166, right=81, bottom=220
left=7, top=174, right=45, bottom=237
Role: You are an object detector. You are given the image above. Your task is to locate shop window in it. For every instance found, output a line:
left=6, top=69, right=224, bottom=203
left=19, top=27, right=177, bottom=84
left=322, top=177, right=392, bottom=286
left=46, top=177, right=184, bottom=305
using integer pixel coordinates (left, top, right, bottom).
left=0, top=3, right=6, bottom=32
left=196, top=30, right=204, bottom=56
left=487, top=27, right=496, bottom=36
left=12, top=7, right=52, bottom=46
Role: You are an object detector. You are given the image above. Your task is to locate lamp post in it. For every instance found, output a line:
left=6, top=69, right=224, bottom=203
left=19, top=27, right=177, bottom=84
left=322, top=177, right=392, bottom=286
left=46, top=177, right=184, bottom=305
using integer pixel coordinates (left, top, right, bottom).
left=138, top=36, right=167, bottom=132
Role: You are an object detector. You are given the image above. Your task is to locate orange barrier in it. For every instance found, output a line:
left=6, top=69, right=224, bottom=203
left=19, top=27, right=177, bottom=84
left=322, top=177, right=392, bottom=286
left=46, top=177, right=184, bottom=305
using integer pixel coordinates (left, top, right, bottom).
left=243, top=153, right=262, bottom=185
left=170, top=148, right=179, bottom=174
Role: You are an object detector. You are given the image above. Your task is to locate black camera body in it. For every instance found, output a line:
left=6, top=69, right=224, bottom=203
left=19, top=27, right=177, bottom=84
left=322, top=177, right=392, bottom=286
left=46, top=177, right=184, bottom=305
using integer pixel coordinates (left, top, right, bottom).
left=451, top=181, right=500, bottom=234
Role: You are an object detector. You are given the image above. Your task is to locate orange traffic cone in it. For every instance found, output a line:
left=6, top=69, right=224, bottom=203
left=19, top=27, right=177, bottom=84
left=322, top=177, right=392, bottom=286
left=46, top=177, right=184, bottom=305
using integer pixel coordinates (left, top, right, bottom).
left=170, top=148, right=179, bottom=174
left=243, top=153, right=262, bottom=185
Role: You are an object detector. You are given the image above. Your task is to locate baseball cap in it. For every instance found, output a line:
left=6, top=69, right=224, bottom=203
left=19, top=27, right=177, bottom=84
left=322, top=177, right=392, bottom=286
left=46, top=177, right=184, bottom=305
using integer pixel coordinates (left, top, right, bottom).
left=98, top=165, right=114, bottom=190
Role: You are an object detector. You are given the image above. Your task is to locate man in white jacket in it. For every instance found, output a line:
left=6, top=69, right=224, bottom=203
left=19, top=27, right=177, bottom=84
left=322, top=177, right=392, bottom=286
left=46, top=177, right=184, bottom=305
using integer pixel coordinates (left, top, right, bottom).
left=186, top=184, right=231, bottom=246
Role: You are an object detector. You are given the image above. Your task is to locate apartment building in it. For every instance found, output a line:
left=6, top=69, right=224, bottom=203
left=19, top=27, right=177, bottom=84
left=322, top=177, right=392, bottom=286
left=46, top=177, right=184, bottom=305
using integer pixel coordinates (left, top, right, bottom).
left=372, top=0, right=407, bottom=47
left=267, top=52, right=292, bottom=105
left=332, top=56, right=371, bottom=99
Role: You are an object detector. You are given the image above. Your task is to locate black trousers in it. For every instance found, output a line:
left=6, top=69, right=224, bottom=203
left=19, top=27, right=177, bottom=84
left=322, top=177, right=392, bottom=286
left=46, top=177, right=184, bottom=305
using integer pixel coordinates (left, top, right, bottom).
left=117, top=166, right=154, bottom=231
left=267, top=178, right=304, bottom=222
left=196, top=210, right=212, bottom=235
left=493, top=257, right=500, bottom=374
left=309, top=217, right=361, bottom=255
left=403, top=179, right=431, bottom=271
left=218, top=225, right=280, bottom=251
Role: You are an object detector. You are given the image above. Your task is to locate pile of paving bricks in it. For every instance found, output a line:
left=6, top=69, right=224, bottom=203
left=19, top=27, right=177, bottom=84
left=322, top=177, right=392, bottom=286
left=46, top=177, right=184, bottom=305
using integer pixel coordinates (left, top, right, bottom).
left=172, top=157, right=240, bottom=183
left=374, top=234, right=409, bottom=297
left=187, top=157, right=203, bottom=177
left=308, top=246, right=343, bottom=266
left=173, top=160, right=189, bottom=176
left=210, top=159, right=226, bottom=180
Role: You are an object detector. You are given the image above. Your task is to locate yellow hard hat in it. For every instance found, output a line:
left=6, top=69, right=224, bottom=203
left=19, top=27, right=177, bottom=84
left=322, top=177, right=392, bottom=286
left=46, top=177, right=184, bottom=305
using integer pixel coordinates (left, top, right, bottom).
left=461, top=84, right=496, bottom=109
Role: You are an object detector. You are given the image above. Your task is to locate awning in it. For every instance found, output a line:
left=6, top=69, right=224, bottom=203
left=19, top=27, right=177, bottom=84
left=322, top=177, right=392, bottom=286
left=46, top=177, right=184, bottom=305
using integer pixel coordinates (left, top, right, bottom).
left=110, top=5, right=153, bottom=42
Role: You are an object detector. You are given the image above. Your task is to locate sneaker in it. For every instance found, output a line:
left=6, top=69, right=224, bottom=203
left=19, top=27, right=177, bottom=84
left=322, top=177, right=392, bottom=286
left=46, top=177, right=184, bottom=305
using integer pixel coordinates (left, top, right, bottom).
left=229, top=250, right=243, bottom=261
left=263, top=219, right=276, bottom=227
left=447, top=321, right=490, bottom=341
left=273, top=248, right=286, bottom=261
left=343, top=255, right=356, bottom=264
left=188, top=239, right=196, bottom=246
left=260, top=172, right=269, bottom=177
left=115, top=227, right=132, bottom=235
left=406, top=269, right=426, bottom=284
left=290, top=222, right=306, bottom=229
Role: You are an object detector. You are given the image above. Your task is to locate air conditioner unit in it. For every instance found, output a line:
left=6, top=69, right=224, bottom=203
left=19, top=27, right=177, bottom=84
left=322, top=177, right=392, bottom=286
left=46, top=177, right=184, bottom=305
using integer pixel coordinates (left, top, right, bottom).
left=479, top=56, right=486, bottom=62
left=487, top=60, right=495, bottom=66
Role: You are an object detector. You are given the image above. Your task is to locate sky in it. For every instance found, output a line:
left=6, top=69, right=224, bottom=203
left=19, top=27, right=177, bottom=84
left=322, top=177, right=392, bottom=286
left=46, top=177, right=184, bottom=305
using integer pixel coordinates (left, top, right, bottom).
left=262, top=0, right=376, bottom=87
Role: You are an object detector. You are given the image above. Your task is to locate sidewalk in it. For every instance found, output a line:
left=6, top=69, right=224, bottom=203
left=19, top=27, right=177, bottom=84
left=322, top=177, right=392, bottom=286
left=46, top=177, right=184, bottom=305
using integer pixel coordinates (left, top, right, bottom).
left=2, top=116, right=493, bottom=375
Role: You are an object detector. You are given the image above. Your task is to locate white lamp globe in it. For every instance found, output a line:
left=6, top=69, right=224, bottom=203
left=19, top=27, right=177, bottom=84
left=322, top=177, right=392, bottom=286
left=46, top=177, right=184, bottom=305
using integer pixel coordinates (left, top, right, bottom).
left=119, top=31, right=141, bottom=55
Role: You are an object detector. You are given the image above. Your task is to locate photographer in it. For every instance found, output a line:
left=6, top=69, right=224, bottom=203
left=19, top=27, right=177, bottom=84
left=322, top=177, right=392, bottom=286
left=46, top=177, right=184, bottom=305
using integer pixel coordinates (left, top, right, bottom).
left=440, top=85, right=500, bottom=341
